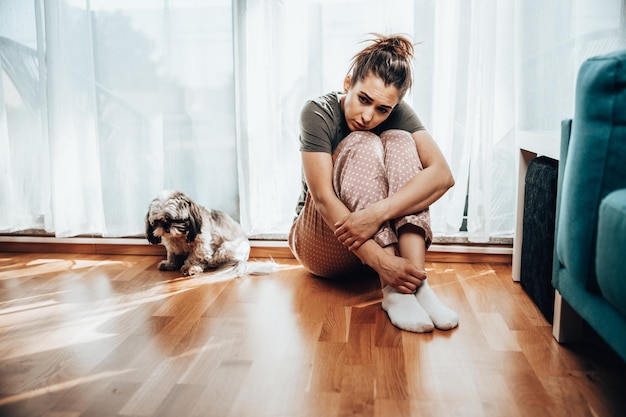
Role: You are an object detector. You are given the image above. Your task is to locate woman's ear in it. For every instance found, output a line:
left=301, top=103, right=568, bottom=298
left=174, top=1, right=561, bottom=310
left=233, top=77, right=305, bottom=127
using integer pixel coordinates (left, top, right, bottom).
left=343, top=75, right=352, bottom=93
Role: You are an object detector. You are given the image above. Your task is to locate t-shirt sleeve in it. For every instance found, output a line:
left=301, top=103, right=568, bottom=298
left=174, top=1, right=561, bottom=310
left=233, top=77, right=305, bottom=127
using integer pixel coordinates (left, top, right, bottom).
left=299, top=100, right=334, bottom=154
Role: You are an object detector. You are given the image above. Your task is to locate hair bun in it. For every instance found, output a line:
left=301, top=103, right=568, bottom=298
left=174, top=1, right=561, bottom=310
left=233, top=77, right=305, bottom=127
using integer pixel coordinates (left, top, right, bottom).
left=348, top=33, right=417, bottom=99
left=370, top=33, right=415, bottom=60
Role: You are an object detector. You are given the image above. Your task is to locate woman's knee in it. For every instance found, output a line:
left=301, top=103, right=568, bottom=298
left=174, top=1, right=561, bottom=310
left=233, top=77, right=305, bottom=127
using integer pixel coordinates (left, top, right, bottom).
left=334, top=131, right=383, bottom=160
left=380, top=130, right=418, bottom=157
left=380, top=130, right=424, bottom=194
left=332, top=131, right=388, bottom=207
left=380, top=129, right=412, bottom=143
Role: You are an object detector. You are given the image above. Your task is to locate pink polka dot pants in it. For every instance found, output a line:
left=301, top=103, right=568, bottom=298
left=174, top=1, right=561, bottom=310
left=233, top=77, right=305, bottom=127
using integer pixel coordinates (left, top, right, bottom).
left=289, top=130, right=432, bottom=278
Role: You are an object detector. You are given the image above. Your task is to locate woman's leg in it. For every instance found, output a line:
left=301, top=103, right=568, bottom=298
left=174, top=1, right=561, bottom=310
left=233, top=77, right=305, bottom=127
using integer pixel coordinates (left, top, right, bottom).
left=290, top=130, right=456, bottom=332
left=382, top=130, right=459, bottom=330
left=334, top=131, right=442, bottom=332
left=398, top=226, right=459, bottom=330
left=289, top=131, right=389, bottom=278
left=289, top=192, right=362, bottom=278
left=380, top=241, right=435, bottom=333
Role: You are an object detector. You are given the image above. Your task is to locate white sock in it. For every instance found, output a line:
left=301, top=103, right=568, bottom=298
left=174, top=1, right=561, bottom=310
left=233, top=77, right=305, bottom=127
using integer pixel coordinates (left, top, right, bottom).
left=381, top=286, right=434, bottom=333
left=415, top=280, right=459, bottom=330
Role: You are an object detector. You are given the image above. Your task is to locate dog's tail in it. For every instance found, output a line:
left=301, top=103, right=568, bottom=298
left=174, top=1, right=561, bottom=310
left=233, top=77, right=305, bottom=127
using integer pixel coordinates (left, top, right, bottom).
left=239, top=259, right=280, bottom=275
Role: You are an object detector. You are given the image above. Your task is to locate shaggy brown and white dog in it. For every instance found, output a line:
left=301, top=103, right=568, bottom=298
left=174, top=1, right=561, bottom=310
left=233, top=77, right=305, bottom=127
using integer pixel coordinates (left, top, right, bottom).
left=145, top=190, right=277, bottom=277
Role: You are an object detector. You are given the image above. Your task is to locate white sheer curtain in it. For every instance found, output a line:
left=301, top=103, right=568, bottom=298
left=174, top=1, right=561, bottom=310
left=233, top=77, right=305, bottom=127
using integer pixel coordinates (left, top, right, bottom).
left=1, top=0, right=624, bottom=239
left=409, top=0, right=517, bottom=241
left=236, top=0, right=417, bottom=236
left=1, top=0, right=239, bottom=237
left=238, top=0, right=516, bottom=240
left=238, top=0, right=625, bottom=241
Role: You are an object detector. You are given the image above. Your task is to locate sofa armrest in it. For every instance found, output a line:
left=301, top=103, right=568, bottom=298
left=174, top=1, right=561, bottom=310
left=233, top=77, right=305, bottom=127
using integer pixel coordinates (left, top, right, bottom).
left=596, top=188, right=626, bottom=317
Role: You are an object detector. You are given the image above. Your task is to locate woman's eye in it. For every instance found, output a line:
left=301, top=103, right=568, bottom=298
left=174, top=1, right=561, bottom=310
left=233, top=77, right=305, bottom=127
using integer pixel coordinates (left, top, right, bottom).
left=378, top=108, right=389, bottom=114
left=359, top=96, right=368, bottom=104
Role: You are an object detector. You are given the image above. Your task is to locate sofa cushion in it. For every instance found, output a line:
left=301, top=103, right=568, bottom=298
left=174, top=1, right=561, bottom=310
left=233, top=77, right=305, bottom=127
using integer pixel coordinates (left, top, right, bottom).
left=596, top=189, right=626, bottom=317
left=556, top=49, right=626, bottom=292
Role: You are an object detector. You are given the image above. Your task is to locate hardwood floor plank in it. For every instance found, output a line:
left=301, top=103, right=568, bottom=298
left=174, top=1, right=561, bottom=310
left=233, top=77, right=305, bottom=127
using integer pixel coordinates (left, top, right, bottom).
left=307, top=342, right=346, bottom=395
left=225, top=357, right=311, bottom=417
left=189, top=358, right=252, bottom=417
left=494, top=350, right=561, bottom=416
left=344, top=322, right=375, bottom=367
left=118, top=355, right=193, bottom=416
left=373, top=398, right=413, bottom=417
left=0, top=253, right=624, bottom=417
left=319, top=306, right=351, bottom=343
left=76, top=381, right=142, bottom=417
left=374, top=347, right=408, bottom=400
left=470, top=373, right=522, bottom=417
left=478, top=312, right=522, bottom=351
left=337, top=364, right=376, bottom=417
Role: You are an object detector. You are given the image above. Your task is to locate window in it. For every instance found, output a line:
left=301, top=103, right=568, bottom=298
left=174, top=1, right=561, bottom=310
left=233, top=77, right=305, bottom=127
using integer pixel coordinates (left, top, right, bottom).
left=1, top=0, right=624, bottom=241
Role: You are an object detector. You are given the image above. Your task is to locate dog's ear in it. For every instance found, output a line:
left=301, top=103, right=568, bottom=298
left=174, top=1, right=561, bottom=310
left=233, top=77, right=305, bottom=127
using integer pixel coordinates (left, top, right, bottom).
left=145, top=212, right=161, bottom=244
left=186, top=200, right=203, bottom=243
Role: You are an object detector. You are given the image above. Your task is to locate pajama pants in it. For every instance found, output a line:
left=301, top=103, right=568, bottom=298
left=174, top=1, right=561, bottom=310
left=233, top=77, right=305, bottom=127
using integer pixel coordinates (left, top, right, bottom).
left=288, top=129, right=432, bottom=278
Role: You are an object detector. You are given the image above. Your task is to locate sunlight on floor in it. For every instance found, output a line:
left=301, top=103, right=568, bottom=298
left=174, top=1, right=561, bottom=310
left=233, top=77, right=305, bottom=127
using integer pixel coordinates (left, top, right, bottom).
left=0, top=369, right=133, bottom=406
left=1, top=257, right=133, bottom=281
left=0, top=299, right=58, bottom=315
left=0, top=276, right=202, bottom=361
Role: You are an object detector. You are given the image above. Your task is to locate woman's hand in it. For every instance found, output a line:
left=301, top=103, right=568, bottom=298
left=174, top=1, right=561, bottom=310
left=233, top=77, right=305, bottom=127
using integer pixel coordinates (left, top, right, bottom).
left=334, top=205, right=384, bottom=250
left=373, top=251, right=427, bottom=294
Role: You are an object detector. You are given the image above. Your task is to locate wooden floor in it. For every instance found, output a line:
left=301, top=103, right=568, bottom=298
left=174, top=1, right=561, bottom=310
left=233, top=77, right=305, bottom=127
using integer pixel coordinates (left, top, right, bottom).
left=0, top=253, right=625, bottom=417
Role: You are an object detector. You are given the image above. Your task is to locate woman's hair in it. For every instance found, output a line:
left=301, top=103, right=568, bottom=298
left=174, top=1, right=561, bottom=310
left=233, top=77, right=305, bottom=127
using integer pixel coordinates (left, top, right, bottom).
left=347, top=33, right=415, bottom=99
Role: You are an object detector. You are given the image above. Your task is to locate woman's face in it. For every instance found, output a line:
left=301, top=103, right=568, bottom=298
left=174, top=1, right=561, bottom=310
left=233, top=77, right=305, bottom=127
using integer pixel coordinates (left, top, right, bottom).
left=341, top=72, right=401, bottom=132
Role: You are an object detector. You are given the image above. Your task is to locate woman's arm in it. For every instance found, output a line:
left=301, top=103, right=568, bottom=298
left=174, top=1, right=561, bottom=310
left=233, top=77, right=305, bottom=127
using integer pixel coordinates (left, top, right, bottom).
left=335, top=130, right=454, bottom=249
left=301, top=151, right=350, bottom=229
left=376, top=129, right=454, bottom=218
left=302, top=151, right=426, bottom=293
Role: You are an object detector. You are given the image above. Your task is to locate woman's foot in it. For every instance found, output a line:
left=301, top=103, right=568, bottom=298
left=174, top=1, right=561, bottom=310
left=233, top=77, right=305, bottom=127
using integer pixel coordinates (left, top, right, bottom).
left=414, top=281, right=459, bottom=330
left=381, top=286, right=434, bottom=333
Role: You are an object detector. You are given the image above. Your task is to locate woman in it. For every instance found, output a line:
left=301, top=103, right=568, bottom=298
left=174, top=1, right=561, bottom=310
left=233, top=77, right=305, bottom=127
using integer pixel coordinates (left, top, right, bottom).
left=288, top=34, right=458, bottom=333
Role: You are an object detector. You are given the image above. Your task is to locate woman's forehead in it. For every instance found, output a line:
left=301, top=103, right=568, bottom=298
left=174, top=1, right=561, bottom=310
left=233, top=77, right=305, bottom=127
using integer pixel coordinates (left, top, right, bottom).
left=353, top=73, right=400, bottom=107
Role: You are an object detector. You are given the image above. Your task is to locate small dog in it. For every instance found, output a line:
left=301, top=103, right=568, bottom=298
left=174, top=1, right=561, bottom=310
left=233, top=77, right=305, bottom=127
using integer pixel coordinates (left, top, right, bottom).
left=145, top=190, right=277, bottom=277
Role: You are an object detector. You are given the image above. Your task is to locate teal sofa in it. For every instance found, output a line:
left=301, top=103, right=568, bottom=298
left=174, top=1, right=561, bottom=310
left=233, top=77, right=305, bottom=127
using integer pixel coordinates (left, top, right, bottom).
left=552, top=49, right=626, bottom=362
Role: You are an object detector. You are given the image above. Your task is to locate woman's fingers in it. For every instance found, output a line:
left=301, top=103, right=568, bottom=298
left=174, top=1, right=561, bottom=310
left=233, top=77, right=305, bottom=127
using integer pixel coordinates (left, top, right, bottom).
left=335, top=226, right=364, bottom=250
left=334, top=215, right=349, bottom=233
left=397, top=276, right=424, bottom=293
left=388, top=273, right=424, bottom=294
left=400, top=270, right=427, bottom=292
left=396, top=285, right=415, bottom=294
left=334, top=222, right=349, bottom=243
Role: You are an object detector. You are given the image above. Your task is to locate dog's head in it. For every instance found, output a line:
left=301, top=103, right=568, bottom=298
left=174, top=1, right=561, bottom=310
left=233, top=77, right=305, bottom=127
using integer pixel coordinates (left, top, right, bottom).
left=145, top=190, right=203, bottom=244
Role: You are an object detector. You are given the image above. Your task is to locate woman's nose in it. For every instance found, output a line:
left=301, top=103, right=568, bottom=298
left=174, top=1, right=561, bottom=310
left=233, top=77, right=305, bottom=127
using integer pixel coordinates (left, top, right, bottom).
left=361, top=108, right=373, bottom=123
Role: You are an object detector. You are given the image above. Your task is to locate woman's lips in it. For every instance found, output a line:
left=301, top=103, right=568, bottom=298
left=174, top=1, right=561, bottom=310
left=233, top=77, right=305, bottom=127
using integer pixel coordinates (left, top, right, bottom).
left=354, top=121, right=367, bottom=130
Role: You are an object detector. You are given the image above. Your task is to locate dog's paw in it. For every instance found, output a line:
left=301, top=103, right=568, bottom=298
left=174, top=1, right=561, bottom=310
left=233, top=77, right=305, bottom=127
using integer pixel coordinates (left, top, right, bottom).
left=158, top=261, right=178, bottom=271
left=181, top=264, right=203, bottom=276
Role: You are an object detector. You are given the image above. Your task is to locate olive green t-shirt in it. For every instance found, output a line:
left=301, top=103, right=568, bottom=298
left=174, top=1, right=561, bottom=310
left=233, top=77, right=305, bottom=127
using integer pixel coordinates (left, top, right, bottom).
left=296, top=91, right=425, bottom=215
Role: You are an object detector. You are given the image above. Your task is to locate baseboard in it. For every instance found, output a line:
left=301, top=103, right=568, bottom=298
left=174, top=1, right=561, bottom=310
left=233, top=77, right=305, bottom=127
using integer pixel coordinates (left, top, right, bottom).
left=0, top=236, right=512, bottom=264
